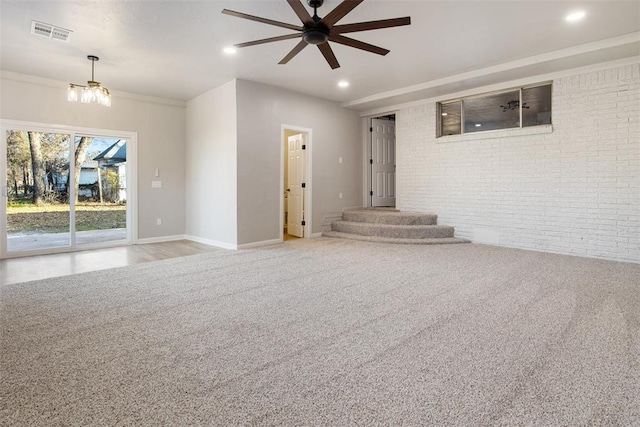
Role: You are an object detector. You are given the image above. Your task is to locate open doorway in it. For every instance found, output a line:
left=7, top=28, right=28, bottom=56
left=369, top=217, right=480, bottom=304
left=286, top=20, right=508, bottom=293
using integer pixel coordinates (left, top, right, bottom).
left=369, top=114, right=396, bottom=207
left=281, top=125, right=312, bottom=241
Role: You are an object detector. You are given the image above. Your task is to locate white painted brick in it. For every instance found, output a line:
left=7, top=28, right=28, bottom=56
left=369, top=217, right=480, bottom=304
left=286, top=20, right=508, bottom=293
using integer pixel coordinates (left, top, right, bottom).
left=397, top=63, right=640, bottom=263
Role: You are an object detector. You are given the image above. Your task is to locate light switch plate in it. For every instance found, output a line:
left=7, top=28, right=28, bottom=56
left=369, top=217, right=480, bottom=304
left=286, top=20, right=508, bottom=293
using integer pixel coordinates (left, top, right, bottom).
left=151, top=180, right=162, bottom=189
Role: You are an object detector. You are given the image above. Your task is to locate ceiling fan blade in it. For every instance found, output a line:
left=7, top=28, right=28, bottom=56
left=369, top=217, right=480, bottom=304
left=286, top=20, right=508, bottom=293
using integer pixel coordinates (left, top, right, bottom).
left=329, top=34, right=389, bottom=56
left=318, top=43, right=340, bottom=69
left=235, top=33, right=302, bottom=48
left=286, top=0, right=314, bottom=25
left=321, top=0, right=365, bottom=27
left=222, top=9, right=303, bottom=32
left=279, top=40, right=309, bottom=64
left=332, top=17, right=411, bottom=34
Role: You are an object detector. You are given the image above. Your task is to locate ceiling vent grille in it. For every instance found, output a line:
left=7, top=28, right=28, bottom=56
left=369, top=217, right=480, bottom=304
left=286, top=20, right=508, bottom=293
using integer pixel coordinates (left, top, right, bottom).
left=31, top=21, right=72, bottom=42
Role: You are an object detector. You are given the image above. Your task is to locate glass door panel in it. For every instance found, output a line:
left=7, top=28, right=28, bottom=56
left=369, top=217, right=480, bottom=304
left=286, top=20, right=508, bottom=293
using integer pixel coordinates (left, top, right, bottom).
left=5, top=130, right=71, bottom=253
left=74, top=136, right=127, bottom=246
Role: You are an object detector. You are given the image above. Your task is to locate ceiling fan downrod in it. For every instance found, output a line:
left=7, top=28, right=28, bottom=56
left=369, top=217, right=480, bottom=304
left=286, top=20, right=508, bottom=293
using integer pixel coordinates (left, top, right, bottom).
left=308, top=0, right=323, bottom=22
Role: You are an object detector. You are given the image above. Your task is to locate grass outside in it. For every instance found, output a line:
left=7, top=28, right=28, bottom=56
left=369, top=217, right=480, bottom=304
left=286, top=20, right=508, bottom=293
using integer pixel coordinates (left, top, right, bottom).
left=7, top=202, right=126, bottom=233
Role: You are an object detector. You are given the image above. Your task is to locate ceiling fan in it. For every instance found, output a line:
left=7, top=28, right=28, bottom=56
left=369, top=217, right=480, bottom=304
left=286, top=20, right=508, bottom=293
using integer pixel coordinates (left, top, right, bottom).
left=222, top=0, right=411, bottom=69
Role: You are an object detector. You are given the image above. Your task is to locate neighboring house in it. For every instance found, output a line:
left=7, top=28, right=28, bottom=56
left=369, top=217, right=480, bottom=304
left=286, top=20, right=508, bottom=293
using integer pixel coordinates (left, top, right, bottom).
left=77, top=159, right=99, bottom=200
left=45, top=139, right=127, bottom=203
left=70, top=140, right=127, bottom=202
left=93, top=140, right=127, bottom=203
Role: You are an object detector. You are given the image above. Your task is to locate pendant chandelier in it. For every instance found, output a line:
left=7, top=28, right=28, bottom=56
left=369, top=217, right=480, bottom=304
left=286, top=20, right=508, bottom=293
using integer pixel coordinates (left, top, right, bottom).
left=68, top=55, right=111, bottom=107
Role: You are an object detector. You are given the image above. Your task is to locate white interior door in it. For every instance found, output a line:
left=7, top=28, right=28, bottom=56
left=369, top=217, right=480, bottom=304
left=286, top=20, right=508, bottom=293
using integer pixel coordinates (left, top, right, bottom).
left=287, top=133, right=306, bottom=237
left=371, top=118, right=396, bottom=207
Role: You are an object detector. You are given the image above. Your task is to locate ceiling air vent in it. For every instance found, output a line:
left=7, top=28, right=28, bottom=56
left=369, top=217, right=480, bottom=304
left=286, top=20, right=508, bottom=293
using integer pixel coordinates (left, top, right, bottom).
left=31, top=21, right=72, bottom=42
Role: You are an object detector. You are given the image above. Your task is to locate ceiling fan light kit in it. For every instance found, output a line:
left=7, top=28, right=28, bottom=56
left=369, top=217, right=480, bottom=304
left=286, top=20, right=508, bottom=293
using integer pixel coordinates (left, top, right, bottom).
left=222, top=0, right=411, bottom=69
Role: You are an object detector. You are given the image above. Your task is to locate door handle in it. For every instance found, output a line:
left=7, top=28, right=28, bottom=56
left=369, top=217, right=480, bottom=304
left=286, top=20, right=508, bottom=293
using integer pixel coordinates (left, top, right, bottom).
left=287, top=188, right=291, bottom=192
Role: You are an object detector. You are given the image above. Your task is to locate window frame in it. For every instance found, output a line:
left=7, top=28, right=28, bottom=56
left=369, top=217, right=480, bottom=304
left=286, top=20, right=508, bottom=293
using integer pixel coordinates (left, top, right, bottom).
left=436, top=82, right=552, bottom=138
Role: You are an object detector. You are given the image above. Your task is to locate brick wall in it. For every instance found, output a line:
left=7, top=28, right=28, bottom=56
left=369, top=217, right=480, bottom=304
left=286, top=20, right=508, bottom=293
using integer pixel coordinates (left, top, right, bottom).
left=397, top=63, right=640, bottom=262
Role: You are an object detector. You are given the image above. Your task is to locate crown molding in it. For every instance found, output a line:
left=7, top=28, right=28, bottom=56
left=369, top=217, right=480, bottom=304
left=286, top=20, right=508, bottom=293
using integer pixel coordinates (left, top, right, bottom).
left=0, top=70, right=186, bottom=108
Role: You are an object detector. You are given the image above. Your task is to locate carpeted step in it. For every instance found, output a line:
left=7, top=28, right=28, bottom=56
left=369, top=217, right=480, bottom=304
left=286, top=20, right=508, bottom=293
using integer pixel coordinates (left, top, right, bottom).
left=332, top=221, right=454, bottom=239
left=322, top=231, right=470, bottom=245
left=325, top=207, right=468, bottom=245
left=343, top=209, right=437, bottom=225
left=360, top=207, right=399, bottom=211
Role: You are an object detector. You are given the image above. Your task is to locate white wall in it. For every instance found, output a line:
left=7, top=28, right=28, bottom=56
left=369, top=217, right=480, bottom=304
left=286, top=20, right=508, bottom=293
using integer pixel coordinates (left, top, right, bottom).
left=235, top=79, right=362, bottom=245
left=185, top=80, right=238, bottom=247
left=396, top=63, right=640, bottom=262
left=0, top=73, right=186, bottom=240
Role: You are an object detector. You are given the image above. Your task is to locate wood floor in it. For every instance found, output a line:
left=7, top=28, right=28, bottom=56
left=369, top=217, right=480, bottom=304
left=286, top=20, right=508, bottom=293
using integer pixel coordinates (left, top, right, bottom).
left=0, top=240, right=221, bottom=286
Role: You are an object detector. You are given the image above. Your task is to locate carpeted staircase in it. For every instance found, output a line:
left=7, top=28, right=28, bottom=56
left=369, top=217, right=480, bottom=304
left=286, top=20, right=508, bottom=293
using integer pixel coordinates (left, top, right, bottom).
left=323, top=208, right=470, bottom=245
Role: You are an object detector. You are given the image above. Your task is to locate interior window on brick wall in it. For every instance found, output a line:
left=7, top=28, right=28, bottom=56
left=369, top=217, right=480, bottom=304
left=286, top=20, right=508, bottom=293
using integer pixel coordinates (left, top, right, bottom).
left=438, top=101, right=462, bottom=135
left=465, top=90, right=520, bottom=133
left=522, top=84, right=552, bottom=127
left=437, top=82, right=552, bottom=137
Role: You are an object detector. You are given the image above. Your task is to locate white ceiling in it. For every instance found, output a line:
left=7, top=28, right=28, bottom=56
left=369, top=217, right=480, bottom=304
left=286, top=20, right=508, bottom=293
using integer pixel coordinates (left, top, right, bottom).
left=1, top=1, right=639, bottom=111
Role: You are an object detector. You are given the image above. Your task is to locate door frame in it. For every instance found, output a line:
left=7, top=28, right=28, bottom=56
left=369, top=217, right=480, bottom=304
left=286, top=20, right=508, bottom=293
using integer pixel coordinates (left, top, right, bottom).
left=363, top=113, right=397, bottom=207
left=0, top=119, right=138, bottom=259
left=280, top=124, right=312, bottom=241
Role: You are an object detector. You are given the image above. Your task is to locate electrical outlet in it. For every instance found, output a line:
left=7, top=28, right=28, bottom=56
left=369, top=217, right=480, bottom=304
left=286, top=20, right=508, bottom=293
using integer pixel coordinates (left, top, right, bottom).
left=339, top=193, right=343, bottom=199
left=157, top=218, right=162, bottom=226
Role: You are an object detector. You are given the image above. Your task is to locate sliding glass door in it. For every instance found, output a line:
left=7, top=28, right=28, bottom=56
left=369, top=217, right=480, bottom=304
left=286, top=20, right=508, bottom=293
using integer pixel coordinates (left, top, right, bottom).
left=73, top=135, right=128, bottom=247
left=1, top=122, right=133, bottom=258
left=4, top=130, right=72, bottom=253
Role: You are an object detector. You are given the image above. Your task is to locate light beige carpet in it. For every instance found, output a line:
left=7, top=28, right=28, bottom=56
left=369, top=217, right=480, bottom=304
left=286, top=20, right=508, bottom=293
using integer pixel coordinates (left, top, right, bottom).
left=1, top=238, right=639, bottom=426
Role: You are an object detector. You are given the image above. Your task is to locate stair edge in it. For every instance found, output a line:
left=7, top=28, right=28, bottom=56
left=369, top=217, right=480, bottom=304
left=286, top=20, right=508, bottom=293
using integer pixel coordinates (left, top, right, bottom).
left=323, top=231, right=470, bottom=245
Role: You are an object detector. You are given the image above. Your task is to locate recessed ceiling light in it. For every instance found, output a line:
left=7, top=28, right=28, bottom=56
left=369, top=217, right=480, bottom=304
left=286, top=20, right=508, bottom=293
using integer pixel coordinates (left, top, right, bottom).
left=223, top=46, right=237, bottom=55
left=565, top=10, right=586, bottom=22
left=441, top=112, right=448, bottom=116
left=475, top=123, right=482, bottom=127
left=338, top=80, right=349, bottom=88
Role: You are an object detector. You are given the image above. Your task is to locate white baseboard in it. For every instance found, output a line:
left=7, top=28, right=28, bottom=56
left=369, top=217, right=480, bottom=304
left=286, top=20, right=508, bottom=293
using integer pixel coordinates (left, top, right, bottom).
left=136, top=235, right=187, bottom=245
left=237, top=238, right=282, bottom=249
left=310, top=232, right=323, bottom=238
left=184, top=235, right=238, bottom=250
